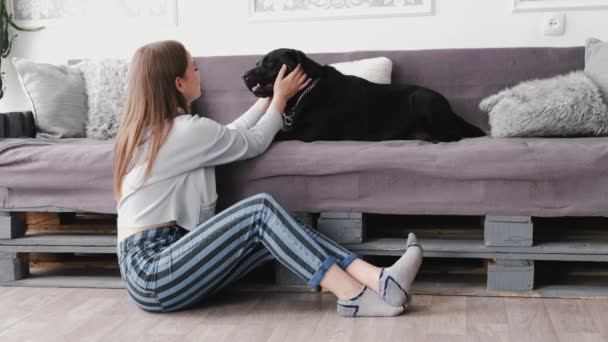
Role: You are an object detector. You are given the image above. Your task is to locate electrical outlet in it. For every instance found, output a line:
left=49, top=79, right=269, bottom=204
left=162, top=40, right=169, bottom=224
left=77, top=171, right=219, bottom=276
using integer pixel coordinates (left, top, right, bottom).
left=543, top=13, right=565, bottom=36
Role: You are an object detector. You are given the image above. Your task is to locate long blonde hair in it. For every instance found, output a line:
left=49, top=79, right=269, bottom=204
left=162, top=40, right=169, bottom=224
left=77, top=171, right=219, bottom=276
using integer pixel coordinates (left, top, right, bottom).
left=113, top=40, right=190, bottom=201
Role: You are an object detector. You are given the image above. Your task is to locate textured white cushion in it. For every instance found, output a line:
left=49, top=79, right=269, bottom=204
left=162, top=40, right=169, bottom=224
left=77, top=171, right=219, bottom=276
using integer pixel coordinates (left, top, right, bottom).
left=12, top=57, right=88, bottom=138
left=75, top=59, right=129, bottom=140
left=330, top=57, right=393, bottom=84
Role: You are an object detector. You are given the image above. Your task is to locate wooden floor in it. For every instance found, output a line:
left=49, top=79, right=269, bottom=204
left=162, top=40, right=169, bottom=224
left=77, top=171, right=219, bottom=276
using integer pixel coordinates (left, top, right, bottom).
left=0, top=288, right=607, bottom=342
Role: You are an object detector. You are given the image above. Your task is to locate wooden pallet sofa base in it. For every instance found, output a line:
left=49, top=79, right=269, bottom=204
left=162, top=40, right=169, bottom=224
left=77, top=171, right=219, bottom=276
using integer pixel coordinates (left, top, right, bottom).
left=1, top=209, right=608, bottom=298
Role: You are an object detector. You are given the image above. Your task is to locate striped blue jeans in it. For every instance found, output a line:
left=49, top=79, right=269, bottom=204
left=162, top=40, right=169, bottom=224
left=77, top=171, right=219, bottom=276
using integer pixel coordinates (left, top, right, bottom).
left=117, top=193, right=360, bottom=312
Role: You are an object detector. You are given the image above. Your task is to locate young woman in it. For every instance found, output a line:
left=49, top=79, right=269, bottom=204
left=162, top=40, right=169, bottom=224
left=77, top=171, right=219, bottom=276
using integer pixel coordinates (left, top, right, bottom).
left=113, top=40, right=423, bottom=317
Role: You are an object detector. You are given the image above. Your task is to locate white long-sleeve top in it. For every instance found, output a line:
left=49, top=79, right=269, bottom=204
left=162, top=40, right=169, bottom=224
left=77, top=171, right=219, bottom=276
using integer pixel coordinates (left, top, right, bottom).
left=116, top=104, right=283, bottom=231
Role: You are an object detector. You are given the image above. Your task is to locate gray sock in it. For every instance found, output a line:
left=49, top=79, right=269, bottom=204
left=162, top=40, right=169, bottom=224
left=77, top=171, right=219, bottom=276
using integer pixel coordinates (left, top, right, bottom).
left=336, top=285, right=405, bottom=317
left=378, top=233, right=423, bottom=307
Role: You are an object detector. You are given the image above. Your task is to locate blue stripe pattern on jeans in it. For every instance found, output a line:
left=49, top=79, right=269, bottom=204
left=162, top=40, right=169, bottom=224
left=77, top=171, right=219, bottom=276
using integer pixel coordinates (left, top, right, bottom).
left=117, top=193, right=359, bottom=312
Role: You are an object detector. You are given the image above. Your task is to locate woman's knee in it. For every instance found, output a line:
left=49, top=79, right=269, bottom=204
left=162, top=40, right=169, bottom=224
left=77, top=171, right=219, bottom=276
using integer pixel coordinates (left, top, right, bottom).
left=250, top=193, right=282, bottom=209
left=250, top=192, right=276, bottom=202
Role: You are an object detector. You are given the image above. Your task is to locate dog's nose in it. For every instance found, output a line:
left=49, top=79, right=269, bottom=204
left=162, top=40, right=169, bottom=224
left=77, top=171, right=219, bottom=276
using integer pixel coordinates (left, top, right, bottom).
left=243, top=74, right=249, bottom=81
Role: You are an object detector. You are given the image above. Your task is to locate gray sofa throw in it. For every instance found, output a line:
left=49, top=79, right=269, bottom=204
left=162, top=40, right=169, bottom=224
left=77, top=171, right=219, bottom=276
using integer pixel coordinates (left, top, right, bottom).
left=480, top=71, right=608, bottom=137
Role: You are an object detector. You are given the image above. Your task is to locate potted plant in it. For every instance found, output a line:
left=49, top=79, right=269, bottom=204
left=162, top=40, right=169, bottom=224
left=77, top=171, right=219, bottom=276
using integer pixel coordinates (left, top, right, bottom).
left=0, top=0, right=43, bottom=99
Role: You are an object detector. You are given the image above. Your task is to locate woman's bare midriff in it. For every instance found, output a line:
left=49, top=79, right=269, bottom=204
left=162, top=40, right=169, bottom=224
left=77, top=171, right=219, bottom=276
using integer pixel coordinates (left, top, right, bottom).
left=117, top=220, right=177, bottom=243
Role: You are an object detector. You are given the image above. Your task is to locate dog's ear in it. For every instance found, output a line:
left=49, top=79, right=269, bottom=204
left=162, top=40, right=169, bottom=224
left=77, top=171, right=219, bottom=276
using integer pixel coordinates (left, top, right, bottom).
left=295, top=50, right=323, bottom=79
left=294, top=50, right=306, bottom=63
left=284, top=49, right=304, bottom=65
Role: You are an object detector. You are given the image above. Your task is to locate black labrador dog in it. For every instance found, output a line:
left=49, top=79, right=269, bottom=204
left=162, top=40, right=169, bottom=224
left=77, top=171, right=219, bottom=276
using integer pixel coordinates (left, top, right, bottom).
left=242, top=48, right=485, bottom=142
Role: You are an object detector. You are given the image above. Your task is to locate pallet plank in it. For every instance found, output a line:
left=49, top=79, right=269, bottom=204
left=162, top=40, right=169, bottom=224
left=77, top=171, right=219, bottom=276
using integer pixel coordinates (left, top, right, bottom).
left=0, top=275, right=124, bottom=288
left=0, top=235, right=116, bottom=253
left=342, top=238, right=608, bottom=261
left=0, top=254, right=28, bottom=281
left=317, top=212, right=364, bottom=243
left=291, top=212, right=317, bottom=228
left=0, top=235, right=116, bottom=246
left=487, top=260, right=534, bottom=291
left=0, top=212, right=26, bottom=239
left=484, top=216, right=533, bottom=247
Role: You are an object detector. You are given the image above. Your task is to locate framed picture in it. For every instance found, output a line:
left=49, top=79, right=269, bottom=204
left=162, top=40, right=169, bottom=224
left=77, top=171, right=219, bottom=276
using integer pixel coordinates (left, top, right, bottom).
left=249, top=0, right=435, bottom=22
left=513, top=0, right=608, bottom=12
left=7, top=0, right=179, bottom=26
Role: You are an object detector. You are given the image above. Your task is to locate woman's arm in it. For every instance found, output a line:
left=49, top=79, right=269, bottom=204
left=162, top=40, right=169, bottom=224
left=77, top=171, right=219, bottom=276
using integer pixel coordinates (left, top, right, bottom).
left=227, top=97, right=273, bottom=131
left=136, top=65, right=309, bottom=183
left=136, top=110, right=282, bottom=184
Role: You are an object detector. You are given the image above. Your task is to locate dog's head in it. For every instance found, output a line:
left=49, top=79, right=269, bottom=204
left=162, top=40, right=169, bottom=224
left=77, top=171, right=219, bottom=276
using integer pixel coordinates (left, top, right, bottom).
left=243, top=48, right=320, bottom=98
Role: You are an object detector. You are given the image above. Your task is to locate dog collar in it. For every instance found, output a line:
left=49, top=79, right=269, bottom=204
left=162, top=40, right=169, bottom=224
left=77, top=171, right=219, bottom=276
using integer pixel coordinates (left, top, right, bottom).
left=283, top=78, right=320, bottom=127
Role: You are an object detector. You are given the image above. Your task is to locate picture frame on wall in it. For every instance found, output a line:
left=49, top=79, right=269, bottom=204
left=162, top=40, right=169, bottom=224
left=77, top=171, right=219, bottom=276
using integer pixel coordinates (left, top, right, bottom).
left=7, top=0, right=179, bottom=26
left=513, top=0, right=608, bottom=12
left=249, top=0, right=435, bottom=23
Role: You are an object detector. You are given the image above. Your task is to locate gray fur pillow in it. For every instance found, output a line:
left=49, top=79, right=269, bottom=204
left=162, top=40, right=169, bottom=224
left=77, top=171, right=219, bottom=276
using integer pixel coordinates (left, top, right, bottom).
left=480, top=71, right=608, bottom=137
left=75, top=59, right=129, bottom=140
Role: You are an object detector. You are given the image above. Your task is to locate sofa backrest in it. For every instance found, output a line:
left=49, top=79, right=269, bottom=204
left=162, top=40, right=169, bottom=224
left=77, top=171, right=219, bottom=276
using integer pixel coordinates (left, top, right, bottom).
left=192, top=46, right=584, bottom=133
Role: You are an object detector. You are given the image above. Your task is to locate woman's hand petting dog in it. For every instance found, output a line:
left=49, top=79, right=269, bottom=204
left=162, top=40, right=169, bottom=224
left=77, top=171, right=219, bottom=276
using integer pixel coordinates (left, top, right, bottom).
left=273, top=64, right=311, bottom=105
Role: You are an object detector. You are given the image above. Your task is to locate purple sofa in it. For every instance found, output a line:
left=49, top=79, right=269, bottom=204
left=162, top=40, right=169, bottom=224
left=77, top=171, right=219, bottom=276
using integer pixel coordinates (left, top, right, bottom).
left=3, top=46, right=605, bottom=218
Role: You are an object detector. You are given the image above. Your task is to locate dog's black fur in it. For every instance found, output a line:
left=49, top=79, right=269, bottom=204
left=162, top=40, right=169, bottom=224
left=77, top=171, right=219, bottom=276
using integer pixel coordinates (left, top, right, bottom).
left=243, top=48, right=485, bottom=142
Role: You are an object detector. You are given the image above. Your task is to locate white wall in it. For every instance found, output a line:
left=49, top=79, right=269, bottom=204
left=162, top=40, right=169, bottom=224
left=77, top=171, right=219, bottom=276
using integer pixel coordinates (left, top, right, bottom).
left=1, top=0, right=607, bottom=112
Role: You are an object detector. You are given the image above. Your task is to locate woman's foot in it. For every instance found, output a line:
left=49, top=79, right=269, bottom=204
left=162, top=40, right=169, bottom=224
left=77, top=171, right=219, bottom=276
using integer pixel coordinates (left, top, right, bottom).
left=377, top=233, right=423, bottom=307
left=337, top=285, right=405, bottom=317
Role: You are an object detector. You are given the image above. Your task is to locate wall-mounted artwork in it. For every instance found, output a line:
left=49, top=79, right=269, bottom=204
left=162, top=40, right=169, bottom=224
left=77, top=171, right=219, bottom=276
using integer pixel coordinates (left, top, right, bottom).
left=514, top=0, right=608, bottom=12
left=8, top=0, right=178, bottom=25
left=249, top=0, right=434, bottom=22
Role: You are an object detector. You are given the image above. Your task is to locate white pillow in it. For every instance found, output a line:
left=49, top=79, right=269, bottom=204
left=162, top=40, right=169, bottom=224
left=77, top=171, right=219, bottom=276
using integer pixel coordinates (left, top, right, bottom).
left=329, top=57, right=393, bottom=84
left=12, top=57, right=88, bottom=138
left=75, top=59, right=129, bottom=140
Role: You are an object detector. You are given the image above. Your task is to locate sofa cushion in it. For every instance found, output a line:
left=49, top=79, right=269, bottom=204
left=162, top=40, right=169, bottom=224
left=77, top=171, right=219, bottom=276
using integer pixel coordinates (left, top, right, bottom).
left=3, top=136, right=608, bottom=217
left=214, top=136, right=608, bottom=217
left=12, top=57, right=88, bottom=138
left=585, top=37, right=608, bottom=104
